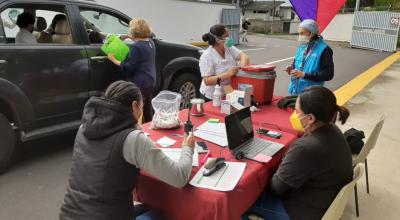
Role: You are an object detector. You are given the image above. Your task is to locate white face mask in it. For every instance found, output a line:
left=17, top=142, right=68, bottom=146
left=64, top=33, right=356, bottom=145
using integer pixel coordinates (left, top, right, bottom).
left=298, top=35, right=309, bottom=44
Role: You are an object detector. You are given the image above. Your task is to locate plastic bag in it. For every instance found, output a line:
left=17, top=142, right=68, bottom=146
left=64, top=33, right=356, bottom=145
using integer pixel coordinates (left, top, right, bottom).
left=150, top=91, right=181, bottom=130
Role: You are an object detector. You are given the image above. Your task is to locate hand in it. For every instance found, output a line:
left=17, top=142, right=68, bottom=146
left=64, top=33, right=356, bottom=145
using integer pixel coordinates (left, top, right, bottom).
left=228, top=67, right=239, bottom=78
left=119, top=35, right=132, bottom=41
left=183, top=133, right=195, bottom=150
left=292, top=70, right=305, bottom=78
left=285, top=65, right=293, bottom=75
left=108, top=53, right=117, bottom=62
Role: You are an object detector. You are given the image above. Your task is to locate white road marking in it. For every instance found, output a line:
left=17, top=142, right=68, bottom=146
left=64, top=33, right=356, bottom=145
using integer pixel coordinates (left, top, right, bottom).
left=241, top=48, right=265, bottom=52
left=265, top=57, right=295, bottom=65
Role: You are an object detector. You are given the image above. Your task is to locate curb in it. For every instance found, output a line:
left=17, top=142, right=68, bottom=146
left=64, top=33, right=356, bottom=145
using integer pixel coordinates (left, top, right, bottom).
left=334, top=51, right=400, bottom=106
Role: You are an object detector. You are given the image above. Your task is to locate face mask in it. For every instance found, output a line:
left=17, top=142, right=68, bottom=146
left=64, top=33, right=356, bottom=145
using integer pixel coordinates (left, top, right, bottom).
left=290, top=111, right=309, bottom=132
left=225, top=38, right=234, bottom=48
left=298, top=35, right=309, bottom=44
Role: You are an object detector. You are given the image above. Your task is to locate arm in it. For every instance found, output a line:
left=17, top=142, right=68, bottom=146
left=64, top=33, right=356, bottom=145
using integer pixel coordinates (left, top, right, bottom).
left=108, top=46, right=141, bottom=76
left=269, top=140, right=314, bottom=196
left=238, top=52, right=250, bottom=67
left=200, top=52, right=238, bottom=86
left=203, top=68, right=237, bottom=86
left=303, top=47, right=334, bottom=82
left=123, top=131, right=195, bottom=188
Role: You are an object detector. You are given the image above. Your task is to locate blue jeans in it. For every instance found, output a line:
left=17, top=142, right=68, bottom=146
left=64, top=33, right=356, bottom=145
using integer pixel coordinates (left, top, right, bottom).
left=134, top=204, right=160, bottom=220
left=242, top=193, right=290, bottom=220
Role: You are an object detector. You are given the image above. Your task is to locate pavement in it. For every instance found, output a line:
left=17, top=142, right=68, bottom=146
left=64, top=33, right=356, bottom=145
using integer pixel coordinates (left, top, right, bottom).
left=0, top=34, right=397, bottom=220
left=337, top=59, right=400, bottom=220
left=236, top=34, right=390, bottom=96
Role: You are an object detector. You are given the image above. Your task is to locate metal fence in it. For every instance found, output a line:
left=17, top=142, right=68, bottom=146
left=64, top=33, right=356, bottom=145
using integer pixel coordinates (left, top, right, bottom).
left=221, top=8, right=241, bottom=45
left=350, top=11, right=400, bottom=52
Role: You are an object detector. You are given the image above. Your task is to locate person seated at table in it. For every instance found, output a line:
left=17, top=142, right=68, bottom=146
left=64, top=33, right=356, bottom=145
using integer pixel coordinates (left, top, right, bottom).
left=59, top=80, right=195, bottom=220
left=243, top=86, right=353, bottom=220
left=199, top=24, right=250, bottom=101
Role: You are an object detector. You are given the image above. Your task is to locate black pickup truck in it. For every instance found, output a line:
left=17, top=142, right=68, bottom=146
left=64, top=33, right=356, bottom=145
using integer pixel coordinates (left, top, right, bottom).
left=0, top=0, right=203, bottom=173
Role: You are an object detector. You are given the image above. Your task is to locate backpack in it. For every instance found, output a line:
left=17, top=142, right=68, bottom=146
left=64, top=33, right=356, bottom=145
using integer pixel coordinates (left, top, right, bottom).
left=344, top=128, right=365, bottom=155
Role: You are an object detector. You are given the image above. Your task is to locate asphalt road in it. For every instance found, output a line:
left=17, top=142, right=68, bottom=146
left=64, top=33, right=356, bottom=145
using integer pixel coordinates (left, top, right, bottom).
left=0, top=34, right=392, bottom=220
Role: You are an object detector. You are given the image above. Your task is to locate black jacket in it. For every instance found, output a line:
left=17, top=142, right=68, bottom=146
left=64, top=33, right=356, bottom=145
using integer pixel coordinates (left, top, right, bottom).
left=60, top=97, right=140, bottom=220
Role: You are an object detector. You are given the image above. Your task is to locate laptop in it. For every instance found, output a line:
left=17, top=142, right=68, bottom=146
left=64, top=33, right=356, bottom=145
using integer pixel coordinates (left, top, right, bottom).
left=225, top=107, right=284, bottom=160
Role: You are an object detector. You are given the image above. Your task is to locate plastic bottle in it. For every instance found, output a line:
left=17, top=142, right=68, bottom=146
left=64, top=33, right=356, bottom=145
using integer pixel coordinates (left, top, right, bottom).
left=213, top=78, right=222, bottom=107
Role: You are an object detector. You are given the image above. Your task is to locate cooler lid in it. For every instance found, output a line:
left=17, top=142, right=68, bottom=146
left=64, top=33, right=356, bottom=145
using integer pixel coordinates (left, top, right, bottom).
left=240, top=64, right=276, bottom=73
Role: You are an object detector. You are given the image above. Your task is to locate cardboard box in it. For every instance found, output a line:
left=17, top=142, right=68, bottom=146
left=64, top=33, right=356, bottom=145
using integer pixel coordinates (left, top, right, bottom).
left=221, top=100, right=245, bottom=115
left=226, top=89, right=251, bottom=107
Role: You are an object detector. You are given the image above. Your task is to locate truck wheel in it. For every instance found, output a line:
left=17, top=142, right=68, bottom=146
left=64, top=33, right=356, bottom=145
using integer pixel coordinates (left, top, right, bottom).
left=170, top=73, right=200, bottom=109
left=0, top=113, right=15, bottom=174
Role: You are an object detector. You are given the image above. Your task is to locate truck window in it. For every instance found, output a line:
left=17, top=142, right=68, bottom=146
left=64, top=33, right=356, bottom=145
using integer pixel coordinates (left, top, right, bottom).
left=79, top=9, right=129, bottom=44
left=0, top=6, right=73, bottom=44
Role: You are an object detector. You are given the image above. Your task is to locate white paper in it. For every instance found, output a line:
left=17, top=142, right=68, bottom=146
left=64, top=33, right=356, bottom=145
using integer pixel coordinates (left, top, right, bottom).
left=189, top=160, right=246, bottom=191
left=156, top=136, right=176, bottom=148
left=161, top=148, right=199, bottom=167
left=194, top=122, right=228, bottom=147
left=194, top=130, right=228, bottom=147
left=196, top=122, right=226, bottom=136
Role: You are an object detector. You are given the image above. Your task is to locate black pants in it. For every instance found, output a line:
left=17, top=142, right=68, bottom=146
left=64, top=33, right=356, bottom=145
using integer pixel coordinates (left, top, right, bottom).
left=140, top=87, right=154, bottom=123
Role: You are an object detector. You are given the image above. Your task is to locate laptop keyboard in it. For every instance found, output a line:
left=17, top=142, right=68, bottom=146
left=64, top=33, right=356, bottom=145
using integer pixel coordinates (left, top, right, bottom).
left=238, top=138, right=283, bottom=158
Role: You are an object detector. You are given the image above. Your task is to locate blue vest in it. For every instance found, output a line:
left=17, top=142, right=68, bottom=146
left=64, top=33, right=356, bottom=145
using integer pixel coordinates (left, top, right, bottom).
left=288, top=39, right=328, bottom=95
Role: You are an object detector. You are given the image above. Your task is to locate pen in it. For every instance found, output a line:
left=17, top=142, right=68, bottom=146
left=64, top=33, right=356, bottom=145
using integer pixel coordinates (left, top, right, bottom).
left=200, top=151, right=211, bottom=165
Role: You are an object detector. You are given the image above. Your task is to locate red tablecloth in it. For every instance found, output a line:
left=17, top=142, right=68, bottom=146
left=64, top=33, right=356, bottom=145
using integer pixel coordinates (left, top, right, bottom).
left=135, top=103, right=299, bottom=220
left=203, top=96, right=301, bottom=137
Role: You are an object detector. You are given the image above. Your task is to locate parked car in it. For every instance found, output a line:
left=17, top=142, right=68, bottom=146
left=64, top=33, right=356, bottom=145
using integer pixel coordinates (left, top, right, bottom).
left=0, top=0, right=203, bottom=173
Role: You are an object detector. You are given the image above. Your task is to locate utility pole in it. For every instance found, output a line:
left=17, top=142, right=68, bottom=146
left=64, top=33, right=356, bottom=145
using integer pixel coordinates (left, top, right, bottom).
left=271, top=0, right=275, bottom=34
left=355, top=0, right=360, bottom=11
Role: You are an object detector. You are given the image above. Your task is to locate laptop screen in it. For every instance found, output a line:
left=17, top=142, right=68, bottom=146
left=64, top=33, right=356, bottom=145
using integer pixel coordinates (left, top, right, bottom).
left=225, top=107, right=254, bottom=151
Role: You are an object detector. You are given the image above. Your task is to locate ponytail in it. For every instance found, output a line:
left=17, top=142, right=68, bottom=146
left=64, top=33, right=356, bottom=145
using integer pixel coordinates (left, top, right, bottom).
left=202, top=33, right=216, bottom=46
left=337, top=106, right=350, bottom=125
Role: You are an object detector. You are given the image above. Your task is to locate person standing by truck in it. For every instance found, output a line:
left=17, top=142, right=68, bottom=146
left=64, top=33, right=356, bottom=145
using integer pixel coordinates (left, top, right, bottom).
left=108, top=18, right=156, bottom=123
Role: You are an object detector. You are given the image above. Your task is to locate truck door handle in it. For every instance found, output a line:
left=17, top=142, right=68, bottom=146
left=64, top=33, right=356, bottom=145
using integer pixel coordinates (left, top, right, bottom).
left=0, top=60, right=8, bottom=64
left=90, top=56, right=107, bottom=62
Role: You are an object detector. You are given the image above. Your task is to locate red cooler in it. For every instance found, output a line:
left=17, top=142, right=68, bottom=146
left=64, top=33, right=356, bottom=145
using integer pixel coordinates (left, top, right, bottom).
left=231, top=64, right=277, bottom=104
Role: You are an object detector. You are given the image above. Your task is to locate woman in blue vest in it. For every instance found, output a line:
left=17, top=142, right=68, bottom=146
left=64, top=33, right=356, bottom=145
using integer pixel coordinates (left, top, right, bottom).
left=286, top=19, right=334, bottom=95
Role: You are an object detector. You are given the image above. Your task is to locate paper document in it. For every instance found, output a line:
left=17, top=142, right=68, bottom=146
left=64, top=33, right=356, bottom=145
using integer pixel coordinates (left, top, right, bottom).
left=194, top=122, right=228, bottom=147
left=189, top=160, right=246, bottom=191
left=161, top=148, right=199, bottom=167
left=156, top=137, right=176, bottom=148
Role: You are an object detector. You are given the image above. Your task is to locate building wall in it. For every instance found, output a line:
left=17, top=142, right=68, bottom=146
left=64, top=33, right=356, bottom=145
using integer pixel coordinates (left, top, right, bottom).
left=249, top=19, right=284, bottom=34
left=97, top=0, right=236, bottom=43
left=279, top=8, right=299, bottom=21
left=244, top=6, right=281, bottom=21
left=321, top=13, right=354, bottom=42
left=245, top=11, right=270, bottom=20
